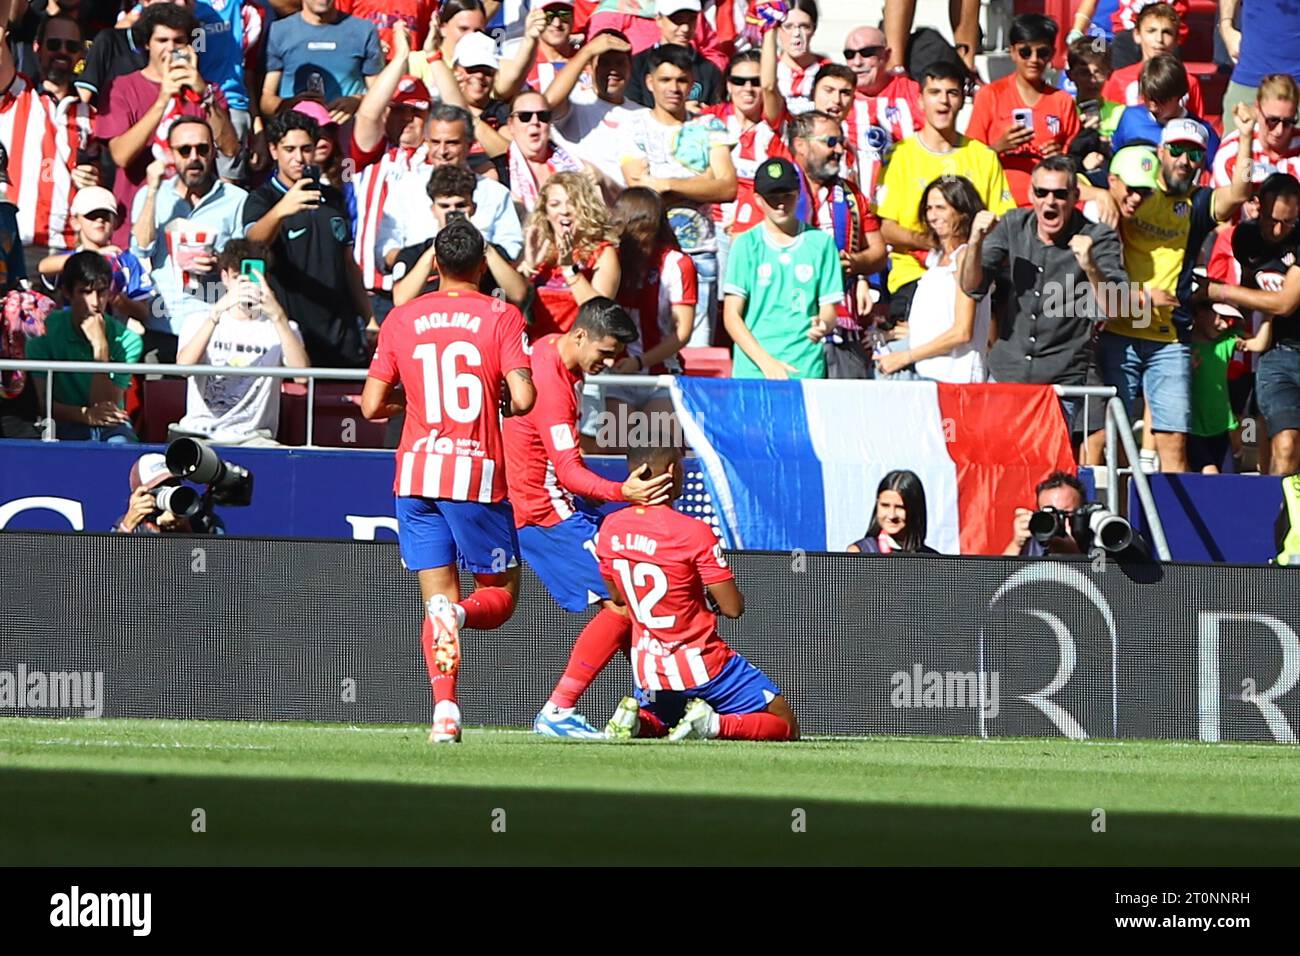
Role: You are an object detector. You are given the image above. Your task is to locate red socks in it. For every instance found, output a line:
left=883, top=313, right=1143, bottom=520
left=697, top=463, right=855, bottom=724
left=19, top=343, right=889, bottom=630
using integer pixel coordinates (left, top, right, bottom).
left=459, top=586, right=514, bottom=630
left=418, top=619, right=458, bottom=705
left=549, top=609, right=632, bottom=708
left=718, top=712, right=793, bottom=741
left=636, top=708, right=668, bottom=738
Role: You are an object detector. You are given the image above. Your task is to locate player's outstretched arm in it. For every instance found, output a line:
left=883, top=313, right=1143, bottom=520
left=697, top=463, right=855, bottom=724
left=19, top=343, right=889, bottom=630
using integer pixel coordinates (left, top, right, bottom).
left=706, top=579, right=744, bottom=619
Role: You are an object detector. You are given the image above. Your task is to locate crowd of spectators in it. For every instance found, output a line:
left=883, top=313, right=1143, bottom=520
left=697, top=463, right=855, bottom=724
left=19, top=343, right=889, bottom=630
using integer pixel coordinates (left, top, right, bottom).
left=1, top=0, right=1300, bottom=478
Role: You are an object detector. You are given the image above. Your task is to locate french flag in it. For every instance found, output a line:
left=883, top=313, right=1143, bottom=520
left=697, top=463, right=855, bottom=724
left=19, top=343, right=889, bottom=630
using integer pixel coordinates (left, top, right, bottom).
left=670, top=379, right=1076, bottom=555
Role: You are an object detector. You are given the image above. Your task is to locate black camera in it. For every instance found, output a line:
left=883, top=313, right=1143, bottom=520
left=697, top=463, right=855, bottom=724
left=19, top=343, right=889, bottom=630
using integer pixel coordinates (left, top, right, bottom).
left=165, top=438, right=254, bottom=506
left=1030, top=504, right=1133, bottom=553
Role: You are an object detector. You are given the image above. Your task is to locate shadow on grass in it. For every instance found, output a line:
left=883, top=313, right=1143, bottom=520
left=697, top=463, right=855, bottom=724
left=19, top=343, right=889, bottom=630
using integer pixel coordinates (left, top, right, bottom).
left=2, top=767, right=1295, bottom=865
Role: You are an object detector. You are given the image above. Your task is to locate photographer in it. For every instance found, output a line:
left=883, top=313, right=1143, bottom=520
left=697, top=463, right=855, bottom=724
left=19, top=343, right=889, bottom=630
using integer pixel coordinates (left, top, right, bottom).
left=114, top=452, right=200, bottom=534
left=1006, top=471, right=1093, bottom=556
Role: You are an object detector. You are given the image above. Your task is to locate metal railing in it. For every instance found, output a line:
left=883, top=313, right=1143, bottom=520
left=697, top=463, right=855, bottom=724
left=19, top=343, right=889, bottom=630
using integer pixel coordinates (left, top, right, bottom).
left=0, top=360, right=1171, bottom=559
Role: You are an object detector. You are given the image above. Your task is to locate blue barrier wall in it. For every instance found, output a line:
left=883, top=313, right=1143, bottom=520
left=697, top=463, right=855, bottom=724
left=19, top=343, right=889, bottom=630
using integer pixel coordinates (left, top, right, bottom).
left=0, top=440, right=718, bottom=539
left=1130, top=474, right=1284, bottom=564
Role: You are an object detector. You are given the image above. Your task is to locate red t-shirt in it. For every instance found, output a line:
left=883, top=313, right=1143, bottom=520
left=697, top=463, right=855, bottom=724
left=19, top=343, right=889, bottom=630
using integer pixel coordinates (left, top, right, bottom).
left=95, top=71, right=208, bottom=248
left=1102, top=61, right=1206, bottom=117
left=336, top=0, right=439, bottom=56
left=368, top=288, right=530, bottom=501
left=502, top=334, right=625, bottom=528
left=617, top=244, right=698, bottom=373
left=529, top=242, right=612, bottom=341
left=965, top=75, right=1083, bottom=206
left=597, top=505, right=735, bottom=692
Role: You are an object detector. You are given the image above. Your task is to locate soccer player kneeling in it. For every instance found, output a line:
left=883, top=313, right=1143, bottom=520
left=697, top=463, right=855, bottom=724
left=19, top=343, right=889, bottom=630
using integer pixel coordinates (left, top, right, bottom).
left=596, top=444, right=799, bottom=741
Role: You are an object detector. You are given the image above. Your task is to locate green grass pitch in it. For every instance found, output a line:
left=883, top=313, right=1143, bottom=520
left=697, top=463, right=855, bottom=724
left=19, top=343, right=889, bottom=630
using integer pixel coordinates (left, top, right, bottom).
left=2, top=717, right=1298, bottom=865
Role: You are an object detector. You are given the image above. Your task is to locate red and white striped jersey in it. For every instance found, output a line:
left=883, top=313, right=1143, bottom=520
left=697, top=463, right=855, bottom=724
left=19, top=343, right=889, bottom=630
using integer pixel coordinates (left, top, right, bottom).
left=778, top=55, right=831, bottom=113
left=0, top=78, right=94, bottom=249
left=503, top=334, right=626, bottom=529
left=847, top=75, right=923, bottom=145
left=1211, top=128, right=1300, bottom=188
left=702, top=0, right=748, bottom=52
left=368, top=289, right=530, bottom=501
left=597, top=504, right=735, bottom=692
left=351, top=141, right=431, bottom=293
left=617, top=244, right=697, bottom=373
left=700, top=102, right=789, bottom=231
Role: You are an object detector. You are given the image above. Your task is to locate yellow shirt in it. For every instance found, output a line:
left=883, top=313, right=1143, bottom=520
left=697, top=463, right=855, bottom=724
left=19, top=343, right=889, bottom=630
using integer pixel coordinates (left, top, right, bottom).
left=875, top=135, right=1015, bottom=293
left=1111, top=186, right=1217, bottom=343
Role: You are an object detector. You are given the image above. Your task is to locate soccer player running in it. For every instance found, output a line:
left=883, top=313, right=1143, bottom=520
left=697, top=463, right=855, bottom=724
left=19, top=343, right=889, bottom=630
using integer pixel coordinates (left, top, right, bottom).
left=599, top=443, right=799, bottom=741
left=361, top=219, right=536, bottom=744
left=504, top=298, right=674, bottom=738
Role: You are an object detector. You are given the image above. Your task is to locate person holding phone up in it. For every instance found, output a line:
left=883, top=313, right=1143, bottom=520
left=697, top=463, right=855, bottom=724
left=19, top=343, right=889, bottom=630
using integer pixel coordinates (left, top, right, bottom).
left=172, top=238, right=309, bottom=446
left=965, top=13, right=1082, bottom=207
left=243, top=109, right=377, bottom=369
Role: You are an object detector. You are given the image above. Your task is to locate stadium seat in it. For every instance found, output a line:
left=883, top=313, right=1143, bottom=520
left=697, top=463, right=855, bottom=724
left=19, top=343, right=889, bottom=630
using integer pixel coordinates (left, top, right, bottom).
left=680, top=347, right=732, bottom=378
left=136, top=378, right=186, bottom=443
left=277, top=381, right=387, bottom=447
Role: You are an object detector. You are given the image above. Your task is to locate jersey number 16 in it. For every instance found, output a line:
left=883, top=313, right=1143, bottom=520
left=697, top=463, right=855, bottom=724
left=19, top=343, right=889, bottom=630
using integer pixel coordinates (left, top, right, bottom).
left=413, top=341, right=483, bottom=425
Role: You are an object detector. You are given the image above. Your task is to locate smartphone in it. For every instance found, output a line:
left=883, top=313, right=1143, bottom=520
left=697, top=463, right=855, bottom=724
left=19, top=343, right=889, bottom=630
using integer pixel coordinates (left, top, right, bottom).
left=240, top=258, right=266, bottom=283
left=1012, top=108, right=1034, bottom=130
left=75, top=143, right=100, bottom=168
left=445, top=210, right=467, bottom=222
left=302, top=164, right=322, bottom=187
left=171, top=49, right=188, bottom=64
left=1078, top=99, right=1101, bottom=117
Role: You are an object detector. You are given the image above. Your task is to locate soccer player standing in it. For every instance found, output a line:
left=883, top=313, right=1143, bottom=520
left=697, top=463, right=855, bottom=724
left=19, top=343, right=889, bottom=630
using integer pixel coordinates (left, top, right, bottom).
left=503, top=297, right=674, bottom=738
left=598, top=443, right=799, bottom=741
left=361, top=219, right=536, bottom=744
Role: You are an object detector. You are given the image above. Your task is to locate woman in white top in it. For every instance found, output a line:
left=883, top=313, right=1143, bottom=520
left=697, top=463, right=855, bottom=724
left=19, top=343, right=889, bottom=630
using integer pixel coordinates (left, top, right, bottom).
left=875, top=174, right=992, bottom=384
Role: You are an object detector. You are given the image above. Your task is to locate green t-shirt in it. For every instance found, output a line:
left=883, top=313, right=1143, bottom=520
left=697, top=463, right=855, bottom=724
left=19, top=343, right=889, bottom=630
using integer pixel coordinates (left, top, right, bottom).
left=724, top=223, right=844, bottom=380
left=24, top=309, right=143, bottom=408
left=1190, top=333, right=1239, bottom=437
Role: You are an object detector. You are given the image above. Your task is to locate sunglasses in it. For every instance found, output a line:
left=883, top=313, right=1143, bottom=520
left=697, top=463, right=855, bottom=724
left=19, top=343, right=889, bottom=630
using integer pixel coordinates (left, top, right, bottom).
left=1262, top=113, right=1299, bottom=129
left=1031, top=186, right=1072, bottom=200
left=544, top=8, right=573, bottom=22
left=728, top=75, right=761, bottom=87
left=1166, top=143, right=1205, bottom=162
left=809, top=134, right=844, bottom=148
left=81, top=209, right=115, bottom=223
left=174, top=142, right=212, bottom=158
left=843, top=45, right=885, bottom=61
left=1125, top=184, right=1154, bottom=199
left=511, top=109, right=552, bottom=123
left=43, top=38, right=83, bottom=53
left=1016, top=44, right=1053, bottom=61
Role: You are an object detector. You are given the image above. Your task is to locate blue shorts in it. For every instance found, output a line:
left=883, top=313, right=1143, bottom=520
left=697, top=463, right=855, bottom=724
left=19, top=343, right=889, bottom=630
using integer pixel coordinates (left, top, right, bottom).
left=1256, top=345, right=1300, bottom=434
left=1096, top=332, right=1191, bottom=433
left=516, top=511, right=610, bottom=612
left=395, top=496, right=520, bottom=574
left=636, top=653, right=781, bottom=725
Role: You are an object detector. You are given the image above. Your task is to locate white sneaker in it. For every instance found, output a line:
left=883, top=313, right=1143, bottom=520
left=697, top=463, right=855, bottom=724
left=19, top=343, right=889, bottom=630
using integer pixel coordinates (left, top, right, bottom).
left=605, top=695, right=641, bottom=740
left=429, top=701, right=462, bottom=744
left=668, top=699, right=719, bottom=741
left=426, top=594, right=460, bottom=676
left=1138, top=450, right=1160, bottom=475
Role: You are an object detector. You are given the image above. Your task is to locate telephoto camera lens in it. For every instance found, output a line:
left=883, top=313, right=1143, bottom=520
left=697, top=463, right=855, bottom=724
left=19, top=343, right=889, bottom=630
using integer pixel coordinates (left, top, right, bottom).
left=153, top=484, right=202, bottom=518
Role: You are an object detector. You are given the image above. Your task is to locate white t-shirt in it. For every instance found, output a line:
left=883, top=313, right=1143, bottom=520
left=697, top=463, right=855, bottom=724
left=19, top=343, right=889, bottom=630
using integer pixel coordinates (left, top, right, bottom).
left=908, top=245, right=992, bottom=384
left=177, top=311, right=302, bottom=442
left=553, top=99, right=646, bottom=188
left=380, top=175, right=523, bottom=263
left=620, top=110, right=731, bottom=255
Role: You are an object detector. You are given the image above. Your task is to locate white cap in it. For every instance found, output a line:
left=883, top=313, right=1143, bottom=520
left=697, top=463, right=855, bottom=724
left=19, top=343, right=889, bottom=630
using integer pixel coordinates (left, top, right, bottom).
left=1160, top=117, right=1208, bottom=149
left=71, top=186, right=118, bottom=219
left=1212, top=302, right=1244, bottom=320
left=454, top=31, right=500, bottom=71
left=655, top=0, right=701, bottom=16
